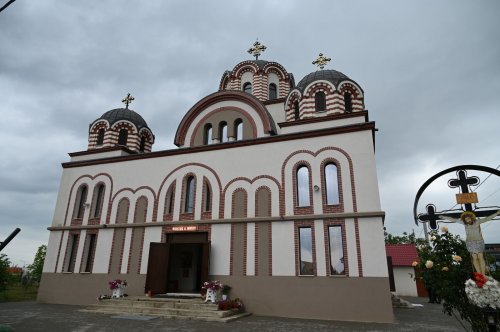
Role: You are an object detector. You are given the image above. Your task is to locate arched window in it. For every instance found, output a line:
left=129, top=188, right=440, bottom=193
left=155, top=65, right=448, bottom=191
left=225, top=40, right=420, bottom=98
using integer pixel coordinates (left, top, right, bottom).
left=139, top=136, right=146, bottom=152
left=243, top=82, right=252, bottom=94
left=296, top=166, right=311, bottom=207
left=74, top=185, right=88, bottom=219
left=164, top=183, right=175, bottom=216
left=204, top=182, right=211, bottom=212
left=118, top=129, right=128, bottom=146
left=91, top=184, right=105, bottom=218
left=269, top=83, right=277, bottom=100
left=219, top=122, right=228, bottom=143
left=203, top=124, right=213, bottom=145
left=294, top=101, right=300, bottom=120
left=96, top=129, right=105, bottom=146
left=344, top=92, right=352, bottom=113
left=184, top=176, right=195, bottom=213
left=234, top=119, right=243, bottom=141
left=325, top=163, right=340, bottom=205
left=315, top=92, right=326, bottom=112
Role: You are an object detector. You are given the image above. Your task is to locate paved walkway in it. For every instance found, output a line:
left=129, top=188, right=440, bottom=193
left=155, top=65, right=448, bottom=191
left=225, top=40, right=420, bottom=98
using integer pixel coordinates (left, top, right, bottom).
left=0, top=297, right=470, bottom=332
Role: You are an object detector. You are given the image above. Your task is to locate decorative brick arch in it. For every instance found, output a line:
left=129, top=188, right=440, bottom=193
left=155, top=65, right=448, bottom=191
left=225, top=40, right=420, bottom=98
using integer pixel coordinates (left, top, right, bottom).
left=174, top=91, right=275, bottom=147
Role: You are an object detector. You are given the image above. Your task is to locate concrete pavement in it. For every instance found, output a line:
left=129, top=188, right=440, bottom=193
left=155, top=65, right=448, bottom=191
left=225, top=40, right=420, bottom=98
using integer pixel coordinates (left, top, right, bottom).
left=0, top=296, right=470, bottom=332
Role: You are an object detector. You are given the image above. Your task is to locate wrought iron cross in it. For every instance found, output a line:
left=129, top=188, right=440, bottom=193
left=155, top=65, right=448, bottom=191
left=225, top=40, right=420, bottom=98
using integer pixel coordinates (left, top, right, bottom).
left=122, top=93, right=134, bottom=109
left=312, top=53, right=331, bottom=70
left=448, top=170, right=479, bottom=211
left=247, top=41, right=267, bottom=60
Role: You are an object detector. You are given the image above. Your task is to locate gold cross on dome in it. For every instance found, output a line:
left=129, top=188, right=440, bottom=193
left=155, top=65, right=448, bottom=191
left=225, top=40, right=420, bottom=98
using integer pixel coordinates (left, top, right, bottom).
left=122, top=93, right=134, bottom=109
left=247, top=40, right=267, bottom=60
left=312, top=53, right=332, bottom=70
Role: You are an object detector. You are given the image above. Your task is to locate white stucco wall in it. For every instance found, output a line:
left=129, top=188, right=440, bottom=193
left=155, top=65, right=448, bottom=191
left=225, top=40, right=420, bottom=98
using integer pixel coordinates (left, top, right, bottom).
left=272, top=221, right=295, bottom=276
left=393, top=267, right=418, bottom=296
left=358, top=217, right=388, bottom=277
left=210, top=224, right=231, bottom=275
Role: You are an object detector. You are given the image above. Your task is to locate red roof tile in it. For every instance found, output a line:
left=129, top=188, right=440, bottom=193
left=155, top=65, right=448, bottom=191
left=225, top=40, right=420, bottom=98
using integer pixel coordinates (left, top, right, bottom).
left=385, top=244, right=418, bottom=267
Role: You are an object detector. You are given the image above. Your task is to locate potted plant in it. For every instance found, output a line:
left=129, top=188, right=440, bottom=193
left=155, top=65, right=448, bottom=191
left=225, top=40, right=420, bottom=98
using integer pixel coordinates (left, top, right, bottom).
left=109, top=279, right=127, bottom=298
left=202, top=280, right=223, bottom=303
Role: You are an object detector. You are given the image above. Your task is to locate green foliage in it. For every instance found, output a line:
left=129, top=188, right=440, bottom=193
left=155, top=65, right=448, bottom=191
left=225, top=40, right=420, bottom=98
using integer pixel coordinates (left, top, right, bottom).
left=415, top=230, right=486, bottom=332
left=0, top=254, right=11, bottom=292
left=384, top=230, right=427, bottom=246
left=28, top=245, right=47, bottom=283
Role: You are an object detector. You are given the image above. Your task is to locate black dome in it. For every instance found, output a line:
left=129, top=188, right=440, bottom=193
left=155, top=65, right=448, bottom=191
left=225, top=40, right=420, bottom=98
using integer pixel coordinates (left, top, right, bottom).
left=296, top=69, right=362, bottom=93
left=96, top=108, right=149, bottom=130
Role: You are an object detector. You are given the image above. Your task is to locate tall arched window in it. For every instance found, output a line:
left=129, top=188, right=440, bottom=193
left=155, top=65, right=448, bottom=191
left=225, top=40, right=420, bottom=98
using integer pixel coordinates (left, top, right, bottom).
left=294, top=101, right=300, bottom=120
left=91, top=184, right=105, bottom=218
left=74, top=185, right=88, bottom=219
left=164, top=183, right=175, bottom=216
left=243, top=82, right=252, bottom=94
left=118, top=129, right=128, bottom=145
left=203, top=124, right=213, bottom=145
left=204, top=182, right=211, bottom=212
left=315, top=92, right=326, bottom=112
left=344, top=92, right=352, bottom=113
left=269, top=83, right=277, bottom=100
left=219, top=122, right=228, bottom=143
left=234, top=119, right=243, bottom=141
left=296, top=166, right=311, bottom=206
left=325, top=163, right=340, bottom=205
left=184, top=176, right=195, bottom=213
left=96, top=129, right=105, bottom=146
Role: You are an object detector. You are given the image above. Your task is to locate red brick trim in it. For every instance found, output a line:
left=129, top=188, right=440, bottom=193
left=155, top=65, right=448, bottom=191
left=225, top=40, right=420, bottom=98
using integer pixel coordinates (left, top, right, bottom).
left=107, top=198, right=129, bottom=274
left=163, top=181, right=176, bottom=222
left=354, top=218, right=363, bottom=276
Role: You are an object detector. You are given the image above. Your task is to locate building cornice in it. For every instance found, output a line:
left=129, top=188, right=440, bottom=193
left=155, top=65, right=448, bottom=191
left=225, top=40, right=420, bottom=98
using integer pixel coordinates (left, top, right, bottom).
left=47, top=210, right=385, bottom=231
left=62, top=121, right=376, bottom=169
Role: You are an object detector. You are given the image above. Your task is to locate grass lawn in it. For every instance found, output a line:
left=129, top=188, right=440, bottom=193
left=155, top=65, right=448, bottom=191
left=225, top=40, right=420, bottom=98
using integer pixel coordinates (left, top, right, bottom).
left=0, top=282, right=38, bottom=302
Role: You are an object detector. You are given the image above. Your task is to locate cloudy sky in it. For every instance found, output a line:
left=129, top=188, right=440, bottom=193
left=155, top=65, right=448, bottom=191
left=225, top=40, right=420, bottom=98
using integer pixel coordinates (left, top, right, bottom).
left=1, top=1, right=499, bottom=266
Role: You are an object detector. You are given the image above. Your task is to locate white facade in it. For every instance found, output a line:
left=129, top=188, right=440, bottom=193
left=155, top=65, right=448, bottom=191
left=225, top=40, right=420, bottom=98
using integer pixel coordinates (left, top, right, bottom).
left=39, top=55, right=393, bottom=323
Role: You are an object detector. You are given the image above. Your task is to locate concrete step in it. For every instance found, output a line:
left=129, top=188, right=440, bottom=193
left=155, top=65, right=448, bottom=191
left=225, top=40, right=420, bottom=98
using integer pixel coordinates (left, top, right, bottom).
left=79, top=296, right=249, bottom=322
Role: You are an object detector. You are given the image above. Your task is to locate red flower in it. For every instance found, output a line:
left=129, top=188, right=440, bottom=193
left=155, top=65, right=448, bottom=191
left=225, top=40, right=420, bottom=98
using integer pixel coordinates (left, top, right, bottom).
left=473, top=272, right=488, bottom=288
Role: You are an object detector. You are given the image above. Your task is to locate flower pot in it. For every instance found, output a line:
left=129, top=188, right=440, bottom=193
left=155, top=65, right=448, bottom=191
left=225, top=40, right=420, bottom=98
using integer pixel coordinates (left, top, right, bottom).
left=112, top=286, right=125, bottom=298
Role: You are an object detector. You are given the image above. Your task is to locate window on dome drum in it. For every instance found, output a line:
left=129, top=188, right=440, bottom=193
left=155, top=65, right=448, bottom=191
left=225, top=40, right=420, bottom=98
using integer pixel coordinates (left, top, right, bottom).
left=139, top=136, right=146, bottom=152
left=296, top=166, right=311, bottom=207
left=96, top=129, right=105, bottom=146
left=243, top=82, right=252, bottom=94
left=184, top=176, right=195, bottom=213
left=91, top=184, right=105, bottom=218
left=234, top=119, right=243, bottom=141
left=118, top=129, right=128, bottom=145
left=204, top=182, right=211, bottom=212
left=294, top=101, right=300, bottom=120
left=74, top=185, right=88, bottom=219
left=299, top=227, right=314, bottom=275
left=344, top=92, right=352, bottom=113
left=203, top=124, right=213, bottom=145
left=269, top=83, right=277, bottom=100
left=328, top=226, right=345, bottom=275
left=325, top=163, right=340, bottom=205
left=219, top=122, right=228, bottom=143
left=315, top=91, right=326, bottom=112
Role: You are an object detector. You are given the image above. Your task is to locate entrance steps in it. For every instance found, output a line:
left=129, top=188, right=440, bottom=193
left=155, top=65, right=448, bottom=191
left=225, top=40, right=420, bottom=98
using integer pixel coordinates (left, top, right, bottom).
left=79, top=296, right=251, bottom=323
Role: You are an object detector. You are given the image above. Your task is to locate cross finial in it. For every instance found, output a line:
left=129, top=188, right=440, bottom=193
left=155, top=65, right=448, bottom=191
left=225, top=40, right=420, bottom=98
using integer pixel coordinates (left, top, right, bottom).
left=312, top=53, right=331, bottom=70
left=247, top=40, right=267, bottom=60
left=122, top=93, right=134, bottom=109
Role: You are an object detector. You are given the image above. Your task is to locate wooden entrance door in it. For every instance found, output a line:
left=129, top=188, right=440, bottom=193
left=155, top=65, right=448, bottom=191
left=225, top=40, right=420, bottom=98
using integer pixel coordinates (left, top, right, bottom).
left=145, top=242, right=170, bottom=294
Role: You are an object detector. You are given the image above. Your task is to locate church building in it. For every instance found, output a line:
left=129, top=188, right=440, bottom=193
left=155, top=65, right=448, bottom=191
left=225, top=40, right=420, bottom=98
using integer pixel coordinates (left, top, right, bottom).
left=38, top=44, right=393, bottom=323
